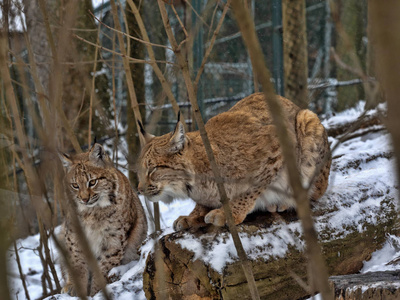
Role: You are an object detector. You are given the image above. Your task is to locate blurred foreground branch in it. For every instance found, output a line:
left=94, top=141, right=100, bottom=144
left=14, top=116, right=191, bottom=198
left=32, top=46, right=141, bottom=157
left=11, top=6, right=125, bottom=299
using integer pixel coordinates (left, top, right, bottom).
left=369, top=0, right=400, bottom=203
left=230, top=0, right=333, bottom=299
left=157, top=1, right=260, bottom=299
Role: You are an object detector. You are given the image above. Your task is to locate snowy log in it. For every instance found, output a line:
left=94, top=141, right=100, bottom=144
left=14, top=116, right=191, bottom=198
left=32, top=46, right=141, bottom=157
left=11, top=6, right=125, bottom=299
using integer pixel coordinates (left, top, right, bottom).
left=143, top=127, right=399, bottom=300
left=143, top=207, right=398, bottom=300
left=330, top=271, right=400, bottom=300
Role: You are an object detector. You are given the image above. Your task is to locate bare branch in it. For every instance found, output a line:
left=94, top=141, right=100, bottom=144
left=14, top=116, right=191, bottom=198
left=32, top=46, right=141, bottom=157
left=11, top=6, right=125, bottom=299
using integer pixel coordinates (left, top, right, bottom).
left=126, top=0, right=186, bottom=130
left=194, top=0, right=231, bottom=91
left=157, top=1, right=260, bottom=299
left=229, top=0, right=333, bottom=299
left=88, top=10, right=173, bottom=51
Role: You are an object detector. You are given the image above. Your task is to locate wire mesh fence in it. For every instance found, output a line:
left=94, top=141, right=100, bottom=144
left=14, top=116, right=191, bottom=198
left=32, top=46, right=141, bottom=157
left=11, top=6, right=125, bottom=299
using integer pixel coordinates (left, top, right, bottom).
left=90, top=0, right=367, bottom=135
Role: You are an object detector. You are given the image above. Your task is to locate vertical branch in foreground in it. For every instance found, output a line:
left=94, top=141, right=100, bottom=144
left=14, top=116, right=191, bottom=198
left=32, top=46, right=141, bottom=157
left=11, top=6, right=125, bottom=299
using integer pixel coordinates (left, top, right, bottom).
left=369, top=0, right=400, bottom=202
left=157, top=1, right=260, bottom=300
left=0, top=90, right=11, bottom=300
left=230, top=1, right=333, bottom=299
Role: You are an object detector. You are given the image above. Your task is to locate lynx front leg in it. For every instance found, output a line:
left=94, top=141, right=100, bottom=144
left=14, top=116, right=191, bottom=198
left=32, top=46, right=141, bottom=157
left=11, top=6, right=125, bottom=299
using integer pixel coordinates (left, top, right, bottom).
left=204, top=190, right=260, bottom=226
left=173, top=203, right=211, bottom=231
left=62, top=262, right=90, bottom=296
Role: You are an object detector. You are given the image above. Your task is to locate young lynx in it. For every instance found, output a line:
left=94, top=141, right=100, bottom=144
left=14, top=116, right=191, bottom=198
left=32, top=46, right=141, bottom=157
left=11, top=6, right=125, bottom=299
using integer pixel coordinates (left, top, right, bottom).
left=59, top=143, right=147, bottom=296
left=137, top=93, right=331, bottom=230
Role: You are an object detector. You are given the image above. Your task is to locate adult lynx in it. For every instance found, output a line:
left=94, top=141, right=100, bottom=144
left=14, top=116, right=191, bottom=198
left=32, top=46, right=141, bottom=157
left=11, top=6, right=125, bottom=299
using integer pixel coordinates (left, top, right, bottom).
left=59, top=143, right=147, bottom=296
left=137, top=93, right=331, bottom=230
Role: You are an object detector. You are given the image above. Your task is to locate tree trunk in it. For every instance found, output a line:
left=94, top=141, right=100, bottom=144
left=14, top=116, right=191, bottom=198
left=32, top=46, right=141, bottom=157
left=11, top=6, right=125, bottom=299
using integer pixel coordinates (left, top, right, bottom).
left=22, top=0, right=53, bottom=93
left=335, top=0, right=365, bottom=112
left=126, top=0, right=145, bottom=186
left=282, top=0, right=309, bottom=109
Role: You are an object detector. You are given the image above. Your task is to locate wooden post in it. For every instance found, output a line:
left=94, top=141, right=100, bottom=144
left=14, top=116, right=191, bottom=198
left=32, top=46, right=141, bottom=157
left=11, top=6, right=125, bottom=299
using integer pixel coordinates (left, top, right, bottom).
left=282, top=0, right=309, bottom=108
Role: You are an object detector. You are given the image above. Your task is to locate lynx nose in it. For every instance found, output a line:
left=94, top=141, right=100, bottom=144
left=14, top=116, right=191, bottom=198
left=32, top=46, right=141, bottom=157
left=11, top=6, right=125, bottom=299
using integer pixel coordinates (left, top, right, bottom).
left=137, top=182, right=144, bottom=194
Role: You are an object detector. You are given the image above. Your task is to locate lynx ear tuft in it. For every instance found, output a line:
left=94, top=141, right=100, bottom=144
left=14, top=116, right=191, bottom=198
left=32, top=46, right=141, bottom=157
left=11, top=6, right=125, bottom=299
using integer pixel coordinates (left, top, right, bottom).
left=59, top=152, right=73, bottom=170
left=138, top=120, right=155, bottom=146
left=168, top=118, right=186, bottom=153
left=89, top=143, right=111, bottom=167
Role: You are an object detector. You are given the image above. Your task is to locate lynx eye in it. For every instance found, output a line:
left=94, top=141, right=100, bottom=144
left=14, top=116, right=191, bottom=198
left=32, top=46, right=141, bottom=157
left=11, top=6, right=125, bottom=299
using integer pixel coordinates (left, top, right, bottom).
left=71, top=183, right=79, bottom=189
left=88, top=179, right=98, bottom=187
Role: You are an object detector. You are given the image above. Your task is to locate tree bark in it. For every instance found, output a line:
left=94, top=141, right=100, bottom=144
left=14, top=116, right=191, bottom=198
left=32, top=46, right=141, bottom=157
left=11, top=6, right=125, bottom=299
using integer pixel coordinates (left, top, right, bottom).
left=335, top=0, right=365, bottom=112
left=282, top=0, right=309, bottom=109
left=22, top=0, right=53, bottom=93
left=126, top=0, right=145, bottom=186
left=330, top=271, right=400, bottom=300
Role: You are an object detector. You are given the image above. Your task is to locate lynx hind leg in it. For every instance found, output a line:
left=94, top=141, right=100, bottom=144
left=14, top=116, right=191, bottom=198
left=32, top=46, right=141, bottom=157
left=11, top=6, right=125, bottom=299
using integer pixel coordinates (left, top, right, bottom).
left=173, top=204, right=211, bottom=231
left=296, top=109, right=331, bottom=200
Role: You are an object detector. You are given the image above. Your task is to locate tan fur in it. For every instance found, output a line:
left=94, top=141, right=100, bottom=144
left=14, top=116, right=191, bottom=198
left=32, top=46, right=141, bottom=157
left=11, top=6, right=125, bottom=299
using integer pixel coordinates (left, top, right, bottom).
left=59, top=144, right=147, bottom=296
left=137, top=93, right=331, bottom=230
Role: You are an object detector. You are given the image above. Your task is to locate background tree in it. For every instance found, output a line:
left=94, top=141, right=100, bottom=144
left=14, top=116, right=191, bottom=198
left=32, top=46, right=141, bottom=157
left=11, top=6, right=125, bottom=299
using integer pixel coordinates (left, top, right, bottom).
left=282, top=0, right=309, bottom=109
left=126, top=1, right=145, bottom=185
left=335, top=0, right=366, bottom=111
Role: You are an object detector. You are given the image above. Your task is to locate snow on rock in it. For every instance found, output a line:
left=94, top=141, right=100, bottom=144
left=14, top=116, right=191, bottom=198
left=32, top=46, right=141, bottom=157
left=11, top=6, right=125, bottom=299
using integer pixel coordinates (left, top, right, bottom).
left=7, top=102, right=400, bottom=299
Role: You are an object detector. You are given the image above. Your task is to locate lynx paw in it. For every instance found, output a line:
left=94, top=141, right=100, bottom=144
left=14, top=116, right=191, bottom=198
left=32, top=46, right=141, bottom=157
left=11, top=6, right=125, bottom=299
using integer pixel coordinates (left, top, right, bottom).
left=204, top=209, right=226, bottom=227
left=173, top=216, right=206, bottom=231
left=62, top=282, right=77, bottom=296
left=267, top=204, right=289, bottom=213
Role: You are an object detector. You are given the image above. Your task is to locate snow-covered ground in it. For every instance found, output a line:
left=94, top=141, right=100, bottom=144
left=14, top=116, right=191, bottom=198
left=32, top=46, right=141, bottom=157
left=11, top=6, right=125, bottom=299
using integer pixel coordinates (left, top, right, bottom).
left=7, top=102, right=400, bottom=300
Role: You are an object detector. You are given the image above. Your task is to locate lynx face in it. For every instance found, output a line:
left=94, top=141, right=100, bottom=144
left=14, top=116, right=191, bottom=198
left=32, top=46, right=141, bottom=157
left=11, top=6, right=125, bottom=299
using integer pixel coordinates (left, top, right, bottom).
left=137, top=123, right=193, bottom=204
left=60, top=145, right=117, bottom=210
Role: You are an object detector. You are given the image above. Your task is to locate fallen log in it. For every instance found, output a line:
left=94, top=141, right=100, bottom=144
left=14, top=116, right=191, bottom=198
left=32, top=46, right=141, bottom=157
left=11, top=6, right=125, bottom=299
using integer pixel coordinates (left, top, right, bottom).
left=330, top=271, right=400, bottom=300
left=143, top=201, right=398, bottom=300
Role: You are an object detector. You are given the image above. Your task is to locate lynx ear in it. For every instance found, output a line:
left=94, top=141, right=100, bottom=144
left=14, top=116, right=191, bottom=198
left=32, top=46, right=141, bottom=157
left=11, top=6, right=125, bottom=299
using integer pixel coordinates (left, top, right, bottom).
left=137, top=120, right=155, bottom=147
left=59, top=152, right=73, bottom=170
left=168, top=112, right=186, bottom=153
left=89, top=143, right=111, bottom=167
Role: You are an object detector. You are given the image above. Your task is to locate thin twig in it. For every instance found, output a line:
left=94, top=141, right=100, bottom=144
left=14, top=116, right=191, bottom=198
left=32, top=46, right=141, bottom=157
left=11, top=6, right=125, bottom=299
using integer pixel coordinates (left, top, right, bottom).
left=182, top=0, right=210, bottom=28
left=73, top=33, right=175, bottom=66
left=13, top=241, right=31, bottom=300
left=89, top=10, right=173, bottom=51
left=126, top=0, right=186, bottom=130
left=194, top=0, right=231, bottom=91
left=171, top=4, right=189, bottom=38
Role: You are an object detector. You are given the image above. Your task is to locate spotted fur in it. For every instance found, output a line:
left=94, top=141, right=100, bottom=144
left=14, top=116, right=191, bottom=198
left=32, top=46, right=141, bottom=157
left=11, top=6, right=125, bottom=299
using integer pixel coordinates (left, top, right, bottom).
left=59, top=144, right=147, bottom=296
left=137, top=93, right=331, bottom=230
